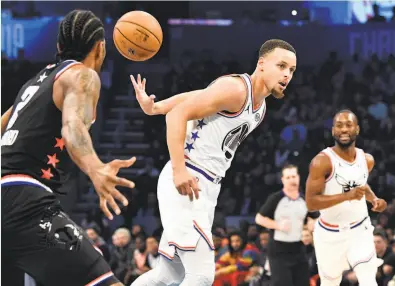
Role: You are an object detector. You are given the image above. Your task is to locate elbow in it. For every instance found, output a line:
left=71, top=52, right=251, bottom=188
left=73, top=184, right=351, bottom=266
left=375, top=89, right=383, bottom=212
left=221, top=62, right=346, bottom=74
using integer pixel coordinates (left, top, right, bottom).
left=255, top=214, right=260, bottom=225
left=165, top=109, right=177, bottom=125
left=166, top=109, right=187, bottom=126
left=255, top=214, right=266, bottom=227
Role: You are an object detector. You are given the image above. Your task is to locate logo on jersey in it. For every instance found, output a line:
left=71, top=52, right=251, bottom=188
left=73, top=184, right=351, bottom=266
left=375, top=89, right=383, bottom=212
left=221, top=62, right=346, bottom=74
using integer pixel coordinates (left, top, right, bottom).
left=254, top=113, right=260, bottom=122
left=335, top=173, right=364, bottom=193
left=221, top=123, right=250, bottom=160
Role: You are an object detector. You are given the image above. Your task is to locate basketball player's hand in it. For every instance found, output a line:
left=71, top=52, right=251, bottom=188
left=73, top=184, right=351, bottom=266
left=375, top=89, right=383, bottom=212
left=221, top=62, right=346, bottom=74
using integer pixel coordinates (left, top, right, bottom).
left=372, top=198, right=387, bottom=212
left=130, top=74, right=156, bottom=115
left=91, top=157, right=137, bottom=220
left=173, top=168, right=200, bottom=201
left=345, top=186, right=366, bottom=201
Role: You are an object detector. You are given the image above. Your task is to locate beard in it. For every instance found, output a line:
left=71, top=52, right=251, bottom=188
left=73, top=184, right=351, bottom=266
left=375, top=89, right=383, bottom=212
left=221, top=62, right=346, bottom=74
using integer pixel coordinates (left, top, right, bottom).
left=334, top=135, right=357, bottom=148
left=271, top=87, right=285, bottom=99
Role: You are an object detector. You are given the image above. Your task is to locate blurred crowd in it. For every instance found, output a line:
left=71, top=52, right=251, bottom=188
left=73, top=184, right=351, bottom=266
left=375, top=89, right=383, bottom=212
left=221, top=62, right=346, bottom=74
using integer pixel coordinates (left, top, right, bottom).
left=3, top=43, right=395, bottom=284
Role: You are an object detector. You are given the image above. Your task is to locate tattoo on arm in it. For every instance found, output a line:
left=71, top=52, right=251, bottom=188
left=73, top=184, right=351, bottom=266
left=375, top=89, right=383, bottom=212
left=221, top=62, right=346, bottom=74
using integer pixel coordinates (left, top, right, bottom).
left=62, top=68, right=100, bottom=159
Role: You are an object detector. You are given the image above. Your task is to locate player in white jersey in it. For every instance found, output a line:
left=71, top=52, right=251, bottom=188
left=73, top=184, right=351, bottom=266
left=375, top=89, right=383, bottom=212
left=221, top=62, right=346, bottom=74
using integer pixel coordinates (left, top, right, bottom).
left=306, top=110, right=387, bottom=286
left=129, top=39, right=297, bottom=285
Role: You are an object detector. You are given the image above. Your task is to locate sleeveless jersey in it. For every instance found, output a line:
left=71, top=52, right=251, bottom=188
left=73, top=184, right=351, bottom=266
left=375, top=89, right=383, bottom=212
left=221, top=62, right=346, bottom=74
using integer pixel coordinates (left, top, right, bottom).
left=1, top=60, right=83, bottom=193
left=184, top=73, right=266, bottom=177
left=320, top=147, right=369, bottom=224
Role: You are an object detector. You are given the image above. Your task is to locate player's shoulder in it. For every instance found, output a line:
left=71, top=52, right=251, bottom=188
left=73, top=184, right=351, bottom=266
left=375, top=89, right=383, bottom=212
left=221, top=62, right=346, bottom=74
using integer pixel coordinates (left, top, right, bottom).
left=210, top=74, right=247, bottom=94
left=361, top=150, right=374, bottom=163
left=308, top=151, right=333, bottom=175
left=311, top=151, right=332, bottom=167
left=360, top=149, right=375, bottom=171
left=56, top=65, right=100, bottom=90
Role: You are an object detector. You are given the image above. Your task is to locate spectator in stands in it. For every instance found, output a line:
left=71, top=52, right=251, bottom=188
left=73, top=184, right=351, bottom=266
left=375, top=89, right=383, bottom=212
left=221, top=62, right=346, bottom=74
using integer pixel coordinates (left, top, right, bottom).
left=214, top=231, right=259, bottom=286
left=145, top=236, right=160, bottom=269
left=86, top=227, right=111, bottom=262
left=248, top=229, right=271, bottom=285
left=124, top=234, right=150, bottom=284
left=130, top=224, right=146, bottom=249
left=213, top=230, right=228, bottom=262
left=375, top=230, right=395, bottom=285
left=109, top=228, right=134, bottom=283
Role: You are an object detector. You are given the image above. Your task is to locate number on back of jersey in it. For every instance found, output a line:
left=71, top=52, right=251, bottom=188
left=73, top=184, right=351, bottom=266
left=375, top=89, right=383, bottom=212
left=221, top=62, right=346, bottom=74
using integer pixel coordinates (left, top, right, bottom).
left=2, top=85, right=40, bottom=146
left=7, top=85, right=40, bottom=130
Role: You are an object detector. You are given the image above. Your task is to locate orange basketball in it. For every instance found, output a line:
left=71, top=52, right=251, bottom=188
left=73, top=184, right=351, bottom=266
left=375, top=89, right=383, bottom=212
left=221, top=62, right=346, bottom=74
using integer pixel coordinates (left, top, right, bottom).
left=113, top=11, right=163, bottom=61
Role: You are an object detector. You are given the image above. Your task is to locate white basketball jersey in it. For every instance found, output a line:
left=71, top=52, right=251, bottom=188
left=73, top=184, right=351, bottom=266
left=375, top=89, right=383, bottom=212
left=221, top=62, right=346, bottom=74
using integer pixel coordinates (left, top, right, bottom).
left=320, top=147, right=369, bottom=224
left=184, top=73, right=266, bottom=177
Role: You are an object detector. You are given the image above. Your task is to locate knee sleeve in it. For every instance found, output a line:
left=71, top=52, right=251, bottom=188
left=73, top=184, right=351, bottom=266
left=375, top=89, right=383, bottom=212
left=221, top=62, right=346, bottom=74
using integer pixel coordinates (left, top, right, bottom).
left=179, top=273, right=214, bottom=286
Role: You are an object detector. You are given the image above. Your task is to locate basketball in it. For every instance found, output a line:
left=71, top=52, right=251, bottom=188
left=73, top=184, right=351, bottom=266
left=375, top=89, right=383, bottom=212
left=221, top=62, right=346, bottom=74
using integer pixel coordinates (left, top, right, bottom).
left=113, top=11, right=163, bottom=61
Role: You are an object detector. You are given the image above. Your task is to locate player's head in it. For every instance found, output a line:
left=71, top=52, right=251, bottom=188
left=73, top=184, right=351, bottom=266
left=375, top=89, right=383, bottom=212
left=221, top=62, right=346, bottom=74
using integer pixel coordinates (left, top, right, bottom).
left=332, top=109, right=360, bottom=149
left=57, top=10, right=106, bottom=73
left=257, top=39, right=297, bottom=99
left=281, top=164, right=300, bottom=190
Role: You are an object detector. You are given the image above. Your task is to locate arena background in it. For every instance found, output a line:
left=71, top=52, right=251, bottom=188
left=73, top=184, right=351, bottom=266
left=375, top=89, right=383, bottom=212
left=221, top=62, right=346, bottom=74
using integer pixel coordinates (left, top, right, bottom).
left=1, top=1, right=395, bottom=285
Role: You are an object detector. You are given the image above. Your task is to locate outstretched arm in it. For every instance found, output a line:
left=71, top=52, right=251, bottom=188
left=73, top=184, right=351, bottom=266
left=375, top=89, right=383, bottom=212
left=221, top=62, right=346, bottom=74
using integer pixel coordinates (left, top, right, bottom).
left=57, top=66, right=136, bottom=220
left=130, top=74, right=203, bottom=115
left=59, top=66, right=103, bottom=176
left=153, top=90, right=203, bottom=115
left=1, top=106, right=13, bottom=136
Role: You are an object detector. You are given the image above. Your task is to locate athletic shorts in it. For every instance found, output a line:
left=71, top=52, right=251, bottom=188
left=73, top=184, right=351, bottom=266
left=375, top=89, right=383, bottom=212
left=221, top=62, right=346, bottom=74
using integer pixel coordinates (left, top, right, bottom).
left=1, top=175, right=119, bottom=286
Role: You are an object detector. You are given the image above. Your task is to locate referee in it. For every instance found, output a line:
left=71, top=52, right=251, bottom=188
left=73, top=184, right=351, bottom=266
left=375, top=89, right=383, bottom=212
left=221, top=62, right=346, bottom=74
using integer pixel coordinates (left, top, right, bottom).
left=255, top=164, right=318, bottom=286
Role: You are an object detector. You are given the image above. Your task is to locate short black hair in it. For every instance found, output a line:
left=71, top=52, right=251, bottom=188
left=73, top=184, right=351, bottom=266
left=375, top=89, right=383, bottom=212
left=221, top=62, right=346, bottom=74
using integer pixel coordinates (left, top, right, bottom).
left=259, top=39, right=296, bottom=58
left=333, top=109, right=358, bottom=125
left=282, top=164, right=298, bottom=175
left=57, top=10, right=105, bottom=62
left=373, top=229, right=387, bottom=241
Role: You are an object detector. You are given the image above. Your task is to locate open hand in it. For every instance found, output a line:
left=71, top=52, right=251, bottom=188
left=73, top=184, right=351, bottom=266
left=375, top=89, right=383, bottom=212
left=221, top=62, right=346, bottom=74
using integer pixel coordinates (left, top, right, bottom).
left=130, top=74, right=156, bottom=115
left=91, top=157, right=136, bottom=220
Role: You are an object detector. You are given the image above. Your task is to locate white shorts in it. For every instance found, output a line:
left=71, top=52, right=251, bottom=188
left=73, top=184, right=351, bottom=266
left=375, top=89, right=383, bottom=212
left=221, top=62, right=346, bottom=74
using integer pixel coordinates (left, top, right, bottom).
left=313, top=216, right=377, bottom=282
left=157, top=160, right=221, bottom=259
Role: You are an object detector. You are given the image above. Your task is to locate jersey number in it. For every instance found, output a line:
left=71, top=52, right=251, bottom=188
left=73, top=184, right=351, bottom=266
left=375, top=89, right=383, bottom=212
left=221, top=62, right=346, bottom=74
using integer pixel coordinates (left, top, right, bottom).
left=221, top=123, right=250, bottom=160
left=7, top=85, right=40, bottom=130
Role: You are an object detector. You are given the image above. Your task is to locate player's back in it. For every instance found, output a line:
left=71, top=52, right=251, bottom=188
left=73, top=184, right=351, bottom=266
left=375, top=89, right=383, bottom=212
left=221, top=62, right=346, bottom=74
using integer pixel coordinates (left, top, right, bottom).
left=1, top=60, right=82, bottom=193
left=320, top=147, right=369, bottom=224
left=184, top=73, right=266, bottom=177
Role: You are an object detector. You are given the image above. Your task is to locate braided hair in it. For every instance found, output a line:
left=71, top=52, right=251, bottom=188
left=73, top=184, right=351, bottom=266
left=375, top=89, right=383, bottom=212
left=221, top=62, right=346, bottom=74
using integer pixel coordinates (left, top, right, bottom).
left=57, top=10, right=105, bottom=62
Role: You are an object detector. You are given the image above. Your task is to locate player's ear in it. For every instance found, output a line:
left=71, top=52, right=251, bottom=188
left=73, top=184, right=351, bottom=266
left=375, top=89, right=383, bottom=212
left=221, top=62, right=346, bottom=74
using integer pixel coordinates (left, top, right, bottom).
left=356, top=125, right=360, bottom=135
left=94, top=41, right=104, bottom=59
left=332, top=127, right=335, bottom=137
left=257, top=57, right=265, bottom=71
